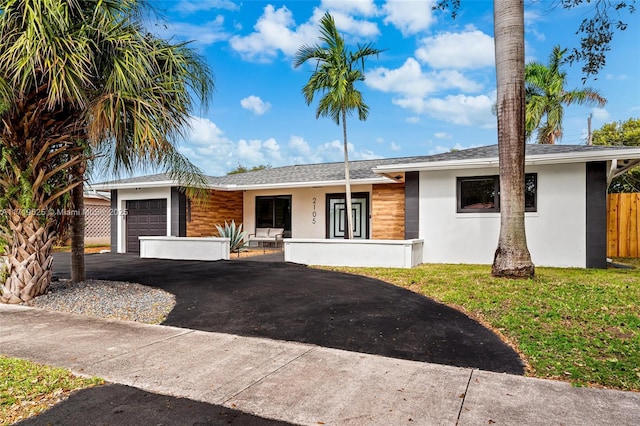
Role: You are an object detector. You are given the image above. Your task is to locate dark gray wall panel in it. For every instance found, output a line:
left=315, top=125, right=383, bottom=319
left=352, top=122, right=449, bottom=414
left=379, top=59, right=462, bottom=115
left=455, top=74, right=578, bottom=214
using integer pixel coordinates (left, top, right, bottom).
left=405, top=172, right=419, bottom=239
left=171, top=187, right=187, bottom=237
left=110, top=190, right=118, bottom=252
left=586, top=162, right=607, bottom=268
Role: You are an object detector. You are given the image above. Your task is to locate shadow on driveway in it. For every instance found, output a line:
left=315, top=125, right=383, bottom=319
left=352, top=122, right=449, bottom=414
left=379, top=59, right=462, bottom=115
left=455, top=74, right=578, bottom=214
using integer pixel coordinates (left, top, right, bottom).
left=17, top=384, right=293, bottom=426
left=53, top=253, right=524, bottom=375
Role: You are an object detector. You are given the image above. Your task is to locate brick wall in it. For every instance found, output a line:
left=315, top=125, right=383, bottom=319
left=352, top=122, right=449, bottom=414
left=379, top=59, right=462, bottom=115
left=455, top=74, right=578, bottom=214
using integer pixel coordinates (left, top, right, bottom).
left=371, top=183, right=405, bottom=240
left=187, top=190, right=244, bottom=237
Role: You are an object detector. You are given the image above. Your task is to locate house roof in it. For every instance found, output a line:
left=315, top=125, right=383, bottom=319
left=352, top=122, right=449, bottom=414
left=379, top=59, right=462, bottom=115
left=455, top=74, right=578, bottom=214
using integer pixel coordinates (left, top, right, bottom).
left=92, top=144, right=640, bottom=191
left=373, top=144, right=640, bottom=181
left=83, top=189, right=111, bottom=201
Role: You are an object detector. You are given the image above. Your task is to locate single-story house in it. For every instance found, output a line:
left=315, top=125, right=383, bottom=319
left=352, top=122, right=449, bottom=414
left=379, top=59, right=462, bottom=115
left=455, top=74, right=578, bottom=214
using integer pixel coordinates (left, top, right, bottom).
left=92, top=144, right=640, bottom=268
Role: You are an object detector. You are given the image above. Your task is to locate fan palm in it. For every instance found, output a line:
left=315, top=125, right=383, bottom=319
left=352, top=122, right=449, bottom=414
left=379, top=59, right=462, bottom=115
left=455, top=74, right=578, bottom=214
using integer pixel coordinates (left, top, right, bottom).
left=0, top=0, right=213, bottom=303
left=526, top=45, right=606, bottom=144
left=293, top=12, right=383, bottom=239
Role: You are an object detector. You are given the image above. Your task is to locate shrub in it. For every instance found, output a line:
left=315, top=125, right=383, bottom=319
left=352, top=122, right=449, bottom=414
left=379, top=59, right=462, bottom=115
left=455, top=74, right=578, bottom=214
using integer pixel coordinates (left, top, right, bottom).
left=215, top=220, right=248, bottom=253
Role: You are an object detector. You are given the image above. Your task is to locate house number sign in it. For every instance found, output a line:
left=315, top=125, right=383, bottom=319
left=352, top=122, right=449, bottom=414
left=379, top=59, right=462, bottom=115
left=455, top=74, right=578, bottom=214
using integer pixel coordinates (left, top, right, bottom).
left=312, top=197, right=317, bottom=224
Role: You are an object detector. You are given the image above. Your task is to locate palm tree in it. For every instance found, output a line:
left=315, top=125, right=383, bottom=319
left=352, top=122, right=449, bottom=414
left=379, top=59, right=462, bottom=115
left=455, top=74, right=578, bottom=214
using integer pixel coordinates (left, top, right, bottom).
left=491, top=0, right=535, bottom=278
left=0, top=0, right=213, bottom=303
left=293, top=12, right=383, bottom=239
left=526, top=45, right=606, bottom=144
left=434, top=0, right=625, bottom=278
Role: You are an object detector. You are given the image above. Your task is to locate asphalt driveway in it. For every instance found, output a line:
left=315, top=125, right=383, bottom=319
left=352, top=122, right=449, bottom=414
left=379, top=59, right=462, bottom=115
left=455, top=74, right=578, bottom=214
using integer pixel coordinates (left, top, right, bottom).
left=53, top=253, right=524, bottom=375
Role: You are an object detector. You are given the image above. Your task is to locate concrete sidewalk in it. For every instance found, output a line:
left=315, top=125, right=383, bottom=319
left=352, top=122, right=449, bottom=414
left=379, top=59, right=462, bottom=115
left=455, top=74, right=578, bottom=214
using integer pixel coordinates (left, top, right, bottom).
left=1, top=305, right=638, bottom=425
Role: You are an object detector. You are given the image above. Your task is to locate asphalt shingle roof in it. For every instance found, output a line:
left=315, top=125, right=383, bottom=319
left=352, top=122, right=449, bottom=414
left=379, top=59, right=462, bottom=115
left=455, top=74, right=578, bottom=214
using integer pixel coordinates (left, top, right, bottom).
left=96, top=144, right=640, bottom=188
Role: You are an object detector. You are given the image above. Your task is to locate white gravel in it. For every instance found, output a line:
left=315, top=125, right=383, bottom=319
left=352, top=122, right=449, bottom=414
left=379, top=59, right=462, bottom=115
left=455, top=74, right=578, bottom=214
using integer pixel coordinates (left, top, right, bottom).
left=24, top=279, right=176, bottom=324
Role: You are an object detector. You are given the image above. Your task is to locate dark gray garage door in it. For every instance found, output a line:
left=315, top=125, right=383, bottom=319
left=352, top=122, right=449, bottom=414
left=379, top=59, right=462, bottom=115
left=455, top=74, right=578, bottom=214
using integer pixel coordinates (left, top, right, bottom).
left=126, top=199, right=167, bottom=253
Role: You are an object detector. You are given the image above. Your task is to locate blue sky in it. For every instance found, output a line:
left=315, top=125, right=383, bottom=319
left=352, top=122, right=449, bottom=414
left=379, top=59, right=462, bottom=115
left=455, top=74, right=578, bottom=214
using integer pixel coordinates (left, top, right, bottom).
left=150, top=0, right=640, bottom=177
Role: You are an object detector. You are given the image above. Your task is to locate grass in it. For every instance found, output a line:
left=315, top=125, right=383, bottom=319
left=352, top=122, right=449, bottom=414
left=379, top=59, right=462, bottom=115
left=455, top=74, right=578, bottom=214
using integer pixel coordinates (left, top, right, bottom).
left=322, top=263, right=640, bottom=391
left=0, top=356, right=103, bottom=425
left=52, top=244, right=110, bottom=253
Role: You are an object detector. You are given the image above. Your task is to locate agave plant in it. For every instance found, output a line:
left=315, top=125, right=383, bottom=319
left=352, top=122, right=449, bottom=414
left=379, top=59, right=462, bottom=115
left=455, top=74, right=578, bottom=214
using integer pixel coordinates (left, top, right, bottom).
left=215, top=221, right=248, bottom=254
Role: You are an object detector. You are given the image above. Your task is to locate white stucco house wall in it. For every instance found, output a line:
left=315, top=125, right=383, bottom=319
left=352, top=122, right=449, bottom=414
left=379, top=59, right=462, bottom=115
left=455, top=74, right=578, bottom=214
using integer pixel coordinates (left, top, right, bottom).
left=92, top=144, right=640, bottom=268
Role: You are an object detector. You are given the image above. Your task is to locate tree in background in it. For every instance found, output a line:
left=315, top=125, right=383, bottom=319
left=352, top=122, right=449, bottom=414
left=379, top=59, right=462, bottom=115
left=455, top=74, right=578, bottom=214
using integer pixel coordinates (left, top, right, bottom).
left=526, top=46, right=607, bottom=144
left=227, top=164, right=271, bottom=175
left=294, top=12, right=383, bottom=239
left=0, top=0, right=213, bottom=303
left=593, top=118, right=640, bottom=192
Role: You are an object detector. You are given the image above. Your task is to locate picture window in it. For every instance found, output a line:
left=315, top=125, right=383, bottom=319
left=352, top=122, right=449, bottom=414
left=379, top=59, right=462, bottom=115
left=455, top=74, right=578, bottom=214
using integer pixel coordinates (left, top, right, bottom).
left=457, top=174, right=537, bottom=213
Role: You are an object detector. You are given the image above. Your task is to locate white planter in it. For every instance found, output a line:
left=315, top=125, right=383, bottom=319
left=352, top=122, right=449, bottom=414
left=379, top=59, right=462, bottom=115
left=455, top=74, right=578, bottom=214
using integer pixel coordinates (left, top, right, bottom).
left=284, top=239, right=423, bottom=268
left=139, top=237, right=230, bottom=261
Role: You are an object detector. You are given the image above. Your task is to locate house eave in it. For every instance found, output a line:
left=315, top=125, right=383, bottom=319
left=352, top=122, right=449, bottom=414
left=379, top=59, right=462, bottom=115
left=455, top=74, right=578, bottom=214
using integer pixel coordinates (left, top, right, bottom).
left=90, top=180, right=178, bottom=191
left=219, top=177, right=394, bottom=191
left=91, top=177, right=395, bottom=192
left=372, top=149, right=640, bottom=174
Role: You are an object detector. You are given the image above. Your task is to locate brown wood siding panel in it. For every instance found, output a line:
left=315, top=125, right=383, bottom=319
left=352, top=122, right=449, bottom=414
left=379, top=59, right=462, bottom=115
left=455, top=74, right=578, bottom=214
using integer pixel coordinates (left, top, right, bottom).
left=371, top=183, right=405, bottom=240
left=607, top=192, right=640, bottom=258
left=607, top=193, right=619, bottom=257
left=187, top=190, right=244, bottom=237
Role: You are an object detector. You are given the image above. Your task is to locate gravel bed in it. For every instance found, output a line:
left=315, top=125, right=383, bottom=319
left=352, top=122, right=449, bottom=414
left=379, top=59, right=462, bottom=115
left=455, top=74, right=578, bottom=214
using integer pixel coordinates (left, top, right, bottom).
left=24, top=280, right=176, bottom=324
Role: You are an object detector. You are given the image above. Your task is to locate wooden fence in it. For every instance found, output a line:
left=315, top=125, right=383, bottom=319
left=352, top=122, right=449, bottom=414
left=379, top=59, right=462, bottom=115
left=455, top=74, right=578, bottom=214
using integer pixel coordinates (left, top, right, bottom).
left=607, top=193, right=640, bottom=258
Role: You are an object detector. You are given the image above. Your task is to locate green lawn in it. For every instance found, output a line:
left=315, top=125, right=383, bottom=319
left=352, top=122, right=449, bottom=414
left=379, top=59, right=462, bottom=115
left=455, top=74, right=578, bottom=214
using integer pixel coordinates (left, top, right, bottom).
left=0, top=356, right=103, bottom=425
left=322, top=263, right=640, bottom=391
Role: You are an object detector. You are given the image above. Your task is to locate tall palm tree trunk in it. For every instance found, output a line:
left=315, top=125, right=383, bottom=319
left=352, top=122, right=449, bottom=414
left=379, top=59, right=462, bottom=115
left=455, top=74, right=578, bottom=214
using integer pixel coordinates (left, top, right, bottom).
left=70, top=164, right=85, bottom=283
left=491, top=0, right=535, bottom=278
left=342, top=109, right=354, bottom=239
left=0, top=213, right=55, bottom=303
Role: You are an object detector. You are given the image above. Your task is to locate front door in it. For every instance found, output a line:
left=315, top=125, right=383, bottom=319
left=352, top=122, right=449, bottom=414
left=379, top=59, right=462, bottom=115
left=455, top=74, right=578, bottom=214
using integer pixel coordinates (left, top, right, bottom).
left=326, top=192, right=369, bottom=239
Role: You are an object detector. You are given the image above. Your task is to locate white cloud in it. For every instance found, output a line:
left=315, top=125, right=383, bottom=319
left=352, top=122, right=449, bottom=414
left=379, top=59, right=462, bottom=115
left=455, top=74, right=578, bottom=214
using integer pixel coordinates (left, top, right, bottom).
left=394, top=94, right=496, bottom=128
left=307, top=139, right=382, bottom=163
left=367, top=58, right=437, bottom=97
left=240, top=95, right=272, bottom=115
left=415, top=29, right=494, bottom=69
left=527, top=28, right=546, bottom=42
left=185, top=116, right=230, bottom=146
left=180, top=119, right=383, bottom=175
left=314, top=9, right=380, bottom=39
left=229, top=5, right=318, bottom=62
left=606, top=74, right=629, bottom=81
left=366, top=58, right=483, bottom=97
left=367, top=58, right=435, bottom=97
left=434, top=132, right=452, bottom=139
left=236, top=138, right=283, bottom=164
left=229, top=3, right=383, bottom=62
left=390, top=141, right=401, bottom=151
left=382, top=0, right=437, bottom=35
left=153, top=16, right=228, bottom=46
left=289, top=135, right=313, bottom=156
left=429, top=143, right=484, bottom=155
left=321, top=0, right=378, bottom=16
left=173, top=0, right=238, bottom=14
left=524, top=10, right=541, bottom=26
left=591, top=107, right=611, bottom=121
left=436, top=69, right=484, bottom=92
left=406, top=116, right=420, bottom=123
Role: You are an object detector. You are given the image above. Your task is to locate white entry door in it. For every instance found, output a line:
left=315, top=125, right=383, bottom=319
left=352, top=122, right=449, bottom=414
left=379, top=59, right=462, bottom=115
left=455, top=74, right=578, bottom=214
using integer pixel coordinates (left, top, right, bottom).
left=327, top=193, right=369, bottom=239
